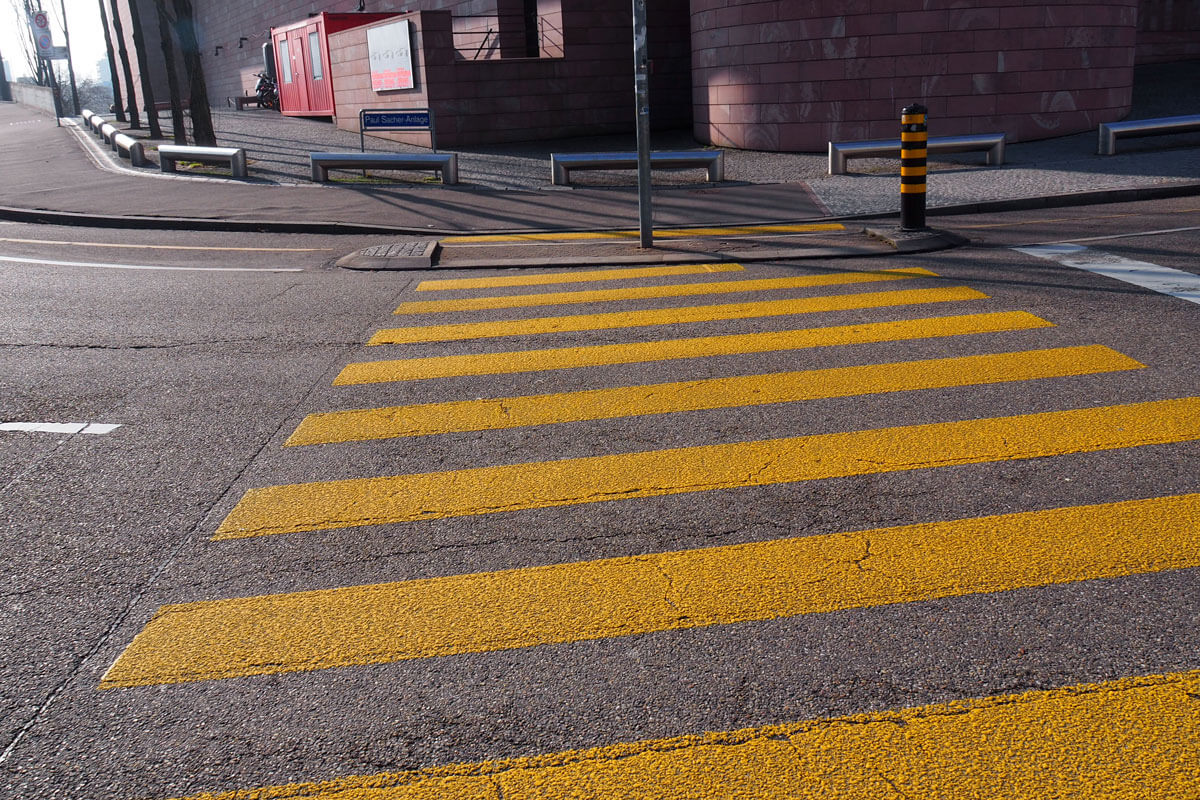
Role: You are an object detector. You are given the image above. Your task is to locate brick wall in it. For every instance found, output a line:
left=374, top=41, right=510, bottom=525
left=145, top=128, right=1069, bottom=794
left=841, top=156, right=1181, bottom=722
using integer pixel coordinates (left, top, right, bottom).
left=1136, top=0, right=1200, bottom=63
left=691, top=0, right=1140, bottom=152
left=327, top=0, right=690, bottom=148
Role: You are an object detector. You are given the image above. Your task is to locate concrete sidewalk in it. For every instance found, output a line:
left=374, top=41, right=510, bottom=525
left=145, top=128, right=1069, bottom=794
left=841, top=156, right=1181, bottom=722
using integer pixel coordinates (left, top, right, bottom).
left=1, top=60, right=1198, bottom=266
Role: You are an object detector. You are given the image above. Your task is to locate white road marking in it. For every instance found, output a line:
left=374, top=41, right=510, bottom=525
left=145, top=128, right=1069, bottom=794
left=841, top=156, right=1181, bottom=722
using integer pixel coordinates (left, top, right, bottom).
left=1, top=422, right=122, bottom=435
left=1015, top=244, right=1200, bottom=306
left=0, top=237, right=329, bottom=253
left=0, top=255, right=302, bottom=272
left=1034, top=225, right=1200, bottom=245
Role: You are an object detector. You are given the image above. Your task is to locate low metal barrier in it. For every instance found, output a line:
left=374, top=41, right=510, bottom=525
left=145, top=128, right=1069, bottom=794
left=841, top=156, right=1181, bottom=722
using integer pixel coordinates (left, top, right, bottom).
left=550, top=151, right=724, bottom=186
left=309, top=152, right=458, bottom=184
left=829, top=133, right=1006, bottom=175
left=1099, top=114, right=1200, bottom=155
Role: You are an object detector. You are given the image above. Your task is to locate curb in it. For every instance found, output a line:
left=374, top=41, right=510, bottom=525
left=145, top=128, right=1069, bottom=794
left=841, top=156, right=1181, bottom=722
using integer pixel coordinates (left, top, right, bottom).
left=0, top=205, right=449, bottom=235
left=2, top=181, right=1198, bottom=237
left=420, top=228, right=964, bottom=271
left=918, top=180, right=1200, bottom=219
left=863, top=227, right=969, bottom=253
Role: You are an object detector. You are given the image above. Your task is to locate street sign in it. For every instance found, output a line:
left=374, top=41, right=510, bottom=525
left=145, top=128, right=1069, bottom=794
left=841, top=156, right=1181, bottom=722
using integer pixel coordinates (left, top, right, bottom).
left=360, top=110, right=431, bottom=130
left=29, top=11, right=54, bottom=58
left=359, top=107, right=437, bottom=152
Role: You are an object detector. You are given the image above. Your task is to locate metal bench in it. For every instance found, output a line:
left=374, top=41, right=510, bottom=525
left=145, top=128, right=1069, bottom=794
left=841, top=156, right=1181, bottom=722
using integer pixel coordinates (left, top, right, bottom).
left=158, top=144, right=248, bottom=178
left=234, top=96, right=260, bottom=111
left=828, top=133, right=1006, bottom=175
left=111, top=132, right=148, bottom=167
left=1098, top=114, right=1200, bottom=155
left=309, top=152, right=459, bottom=184
left=550, top=150, right=724, bottom=186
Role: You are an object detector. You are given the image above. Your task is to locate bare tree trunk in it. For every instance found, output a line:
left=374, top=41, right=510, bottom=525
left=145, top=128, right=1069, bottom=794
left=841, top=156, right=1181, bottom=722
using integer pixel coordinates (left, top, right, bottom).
left=17, top=0, right=48, bottom=85
left=57, top=0, right=81, bottom=115
left=171, top=0, right=215, bottom=146
left=0, top=47, right=11, bottom=102
left=126, top=0, right=162, bottom=138
left=107, top=0, right=141, bottom=128
left=152, top=0, right=186, bottom=144
left=95, top=0, right=125, bottom=120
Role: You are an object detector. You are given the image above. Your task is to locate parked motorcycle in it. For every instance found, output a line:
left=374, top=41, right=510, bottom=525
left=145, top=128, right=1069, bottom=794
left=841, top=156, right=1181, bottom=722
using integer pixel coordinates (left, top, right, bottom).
left=254, top=72, right=279, bottom=111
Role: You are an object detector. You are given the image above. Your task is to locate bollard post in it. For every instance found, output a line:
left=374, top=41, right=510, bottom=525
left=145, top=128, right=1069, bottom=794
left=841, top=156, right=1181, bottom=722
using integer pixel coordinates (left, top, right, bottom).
left=900, top=103, right=927, bottom=231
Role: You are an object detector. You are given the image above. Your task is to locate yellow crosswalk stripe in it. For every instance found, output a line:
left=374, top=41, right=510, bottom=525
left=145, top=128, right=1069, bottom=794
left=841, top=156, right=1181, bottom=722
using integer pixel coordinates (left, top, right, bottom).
left=440, top=223, right=847, bottom=244
left=153, top=669, right=1200, bottom=799
left=336, top=311, right=1054, bottom=385
left=417, top=263, right=745, bottom=291
left=216, top=397, right=1200, bottom=538
left=394, top=268, right=936, bottom=314
left=293, top=346, right=1141, bottom=444
left=104, top=494, right=1199, bottom=686
left=367, top=286, right=988, bottom=345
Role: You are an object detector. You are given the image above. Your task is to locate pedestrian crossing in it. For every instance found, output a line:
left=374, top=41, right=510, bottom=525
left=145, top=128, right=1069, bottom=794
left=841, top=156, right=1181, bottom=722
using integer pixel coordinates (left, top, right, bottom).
left=367, top=285, right=988, bottom=344
left=156, top=669, right=1200, bottom=799
left=290, top=346, right=1141, bottom=444
left=215, top=396, right=1199, bottom=538
left=102, top=493, right=1199, bottom=688
left=391, top=266, right=935, bottom=313
left=334, top=310, right=1053, bottom=384
left=101, top=259, right=1199, bottom=796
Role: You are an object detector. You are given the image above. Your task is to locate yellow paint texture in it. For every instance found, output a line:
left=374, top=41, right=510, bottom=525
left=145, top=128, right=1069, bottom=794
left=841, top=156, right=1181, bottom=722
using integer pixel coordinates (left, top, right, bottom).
left=394, top=268, right=935, bottom=314
left=162, top=670, right=1200, bottom=797
left=104, top=494, right=1200, bottom=687
left=417, top=263, right=744, bottom=291
left=439, top=223, right=846, bottom=244
left=335, top=311, right=1054, bottom=385
left=293, top=346, right=1140, bottom=444
left=160, top=674, right=1200, bottom=798
left=367, top=286, right=988, bottom=345
left=216, top=397, right=1200, bottom=537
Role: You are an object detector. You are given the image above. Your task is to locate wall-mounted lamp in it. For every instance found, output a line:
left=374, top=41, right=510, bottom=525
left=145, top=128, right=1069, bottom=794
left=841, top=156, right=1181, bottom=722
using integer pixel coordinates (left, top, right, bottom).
left=214, top=45, right=223, bottom=56
left=238, top=37, right=248, bottom=48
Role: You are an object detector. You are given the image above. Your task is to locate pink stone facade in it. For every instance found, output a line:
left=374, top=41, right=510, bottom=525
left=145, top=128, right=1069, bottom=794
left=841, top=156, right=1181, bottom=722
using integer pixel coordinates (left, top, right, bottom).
left=691, top=0, right=1148, bottom=151
left=1136, top=0, right=1200, bottom=63
left=327, top=2, right=691, bottom=147
left=106, top=0, right=1199, bottom=151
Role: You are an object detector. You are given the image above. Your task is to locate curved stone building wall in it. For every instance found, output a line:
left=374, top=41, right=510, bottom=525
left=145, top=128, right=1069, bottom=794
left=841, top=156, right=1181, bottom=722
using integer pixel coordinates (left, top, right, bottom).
left=691, top=0, right=1139, bottom=152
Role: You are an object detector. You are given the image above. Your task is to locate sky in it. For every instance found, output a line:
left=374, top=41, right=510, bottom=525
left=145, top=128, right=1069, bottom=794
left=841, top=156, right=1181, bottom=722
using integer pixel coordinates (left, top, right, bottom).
left=2, top=0, right=107, bottom=82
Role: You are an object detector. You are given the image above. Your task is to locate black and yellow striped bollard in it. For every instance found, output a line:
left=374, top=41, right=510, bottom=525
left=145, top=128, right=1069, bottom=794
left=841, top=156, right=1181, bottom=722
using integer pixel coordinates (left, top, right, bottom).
left=900, top=103, right=928, bottom=231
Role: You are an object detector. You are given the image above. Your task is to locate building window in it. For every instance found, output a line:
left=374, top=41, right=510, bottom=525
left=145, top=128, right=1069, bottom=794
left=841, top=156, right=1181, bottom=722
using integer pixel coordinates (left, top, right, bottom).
left=279, top=39, right=292, bottom=83
left=309, top=31, right=322, bottom=79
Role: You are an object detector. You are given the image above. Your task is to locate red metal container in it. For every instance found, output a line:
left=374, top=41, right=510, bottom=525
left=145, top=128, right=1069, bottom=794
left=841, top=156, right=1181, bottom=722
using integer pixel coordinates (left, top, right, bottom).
left=272, top=12, right=399, bottom=116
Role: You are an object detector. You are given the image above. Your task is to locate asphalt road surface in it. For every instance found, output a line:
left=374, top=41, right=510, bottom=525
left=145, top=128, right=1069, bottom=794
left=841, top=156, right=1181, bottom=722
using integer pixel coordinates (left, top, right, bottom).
left=1, top=198, right=1197, bottom=798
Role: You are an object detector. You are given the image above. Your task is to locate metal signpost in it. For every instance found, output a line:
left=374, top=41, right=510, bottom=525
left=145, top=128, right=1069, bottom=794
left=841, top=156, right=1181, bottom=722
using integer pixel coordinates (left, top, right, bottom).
left=359, top=108, right=437, bottom=152
left=632, top=0, right=652, bottom=248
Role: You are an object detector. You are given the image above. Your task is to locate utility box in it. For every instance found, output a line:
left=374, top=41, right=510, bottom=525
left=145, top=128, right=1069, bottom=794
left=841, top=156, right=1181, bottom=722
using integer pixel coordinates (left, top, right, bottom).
left=272, top=12, right=399, bottom=116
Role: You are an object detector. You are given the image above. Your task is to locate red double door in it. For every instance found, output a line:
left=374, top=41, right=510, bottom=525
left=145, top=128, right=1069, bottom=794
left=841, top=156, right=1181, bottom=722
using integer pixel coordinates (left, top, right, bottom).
left=274, top=20, right=333, bottom=115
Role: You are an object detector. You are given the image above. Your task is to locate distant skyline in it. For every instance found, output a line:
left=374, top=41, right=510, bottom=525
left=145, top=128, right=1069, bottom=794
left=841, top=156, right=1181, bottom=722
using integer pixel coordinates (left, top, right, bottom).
left=1, top=0, right=106, bottom=82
